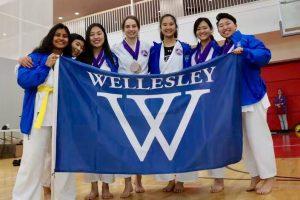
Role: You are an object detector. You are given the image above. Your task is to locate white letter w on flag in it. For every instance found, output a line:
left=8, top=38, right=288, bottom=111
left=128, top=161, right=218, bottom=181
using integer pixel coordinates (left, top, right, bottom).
left=97, top=89, right=210, bottom=161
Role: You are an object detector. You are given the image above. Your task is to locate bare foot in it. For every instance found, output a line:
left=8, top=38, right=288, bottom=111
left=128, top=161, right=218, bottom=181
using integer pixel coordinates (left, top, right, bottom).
left=120, top=178, right=133, bottom=198
left=43, top=186, right=51, bottom=200
left=246, top=176, right=261, bottom=192
left=173, top=181, right=184, bottom=193
left=210, top=178, right=224, bottom=193
left=134, top=175, right=145, bottom=193
left=85, top=182, right=99, bottom=200
left=256, top=177, right=275, bottom=195
left=84, top=192, right=99, bottom=200
left=162, top=180, right=175, bottom=192
left=102, top=183, right=113, bottom=199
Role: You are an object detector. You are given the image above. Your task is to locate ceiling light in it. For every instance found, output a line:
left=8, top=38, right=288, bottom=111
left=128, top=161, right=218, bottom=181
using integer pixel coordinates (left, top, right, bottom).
left=2, top=33, right=7, bottom=36
left=58, top=16, right=63, bottom=20
left=75, top=12, right=80, bottom=15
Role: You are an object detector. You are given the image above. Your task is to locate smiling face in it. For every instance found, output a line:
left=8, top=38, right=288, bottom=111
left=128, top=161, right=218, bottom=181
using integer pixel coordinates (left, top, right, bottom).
left=52, top=28, right=69, bottom=50
left=89, top=26, right=105, bottom=48
left=217, top=18, right=237, bottom=38
left=160, top=16, right=177, bottom=39
left=123, top=18, right=139, bottom=40
left=71, top=39, right=85, bottom=57
left=196, top=20, right=213, bottom=42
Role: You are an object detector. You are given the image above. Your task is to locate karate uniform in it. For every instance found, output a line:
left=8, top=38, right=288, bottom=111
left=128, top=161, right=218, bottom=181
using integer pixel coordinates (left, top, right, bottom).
left=112, top=39, right=151, bottom=75
left=13, top=53, right=76, bottom=200
left=111, top=40, right=150, bottom=178
left=190, top=40, right=220, bottom=66
left=190, top=40, right=226, bottom=178
left=149, top=40, right=198, bottom=182
left=215, top=30, right=276, bottom=179
left=84, top=51, right=118, bottom=183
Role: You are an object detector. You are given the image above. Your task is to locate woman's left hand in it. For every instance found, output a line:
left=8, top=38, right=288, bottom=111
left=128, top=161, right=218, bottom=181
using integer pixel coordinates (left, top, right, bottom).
left=232, top=47, right=243, bottom=55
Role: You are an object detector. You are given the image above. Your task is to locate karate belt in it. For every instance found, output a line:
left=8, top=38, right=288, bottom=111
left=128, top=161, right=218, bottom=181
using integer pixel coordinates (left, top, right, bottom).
left=34, top=85, right=53, bottom=129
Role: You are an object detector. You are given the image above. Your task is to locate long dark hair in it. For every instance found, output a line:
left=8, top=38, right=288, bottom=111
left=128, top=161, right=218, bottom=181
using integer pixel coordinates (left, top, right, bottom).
left=81, top=23, right=114, bottom=65
left=70, top=33, right=85, bottom=45
left=159, top=14, right=178, bottom=41
left=32, top=23, right=71, bottom=56
left=193, top=17, right=214, bottom=40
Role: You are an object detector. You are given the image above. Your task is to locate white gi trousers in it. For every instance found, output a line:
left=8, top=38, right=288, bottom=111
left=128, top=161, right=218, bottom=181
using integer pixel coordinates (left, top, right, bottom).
left=242, top=99, right=277, bottom=178
left=84, top=174, right=115, bottom=184
left=208, top=168, right=225, bottom=179
left=12, top=127, right=76, bottom=200
left=116, top=174, right=132, bottom=179
left=155, top=172, right=198, bottom=182
left=208, top=96, right=277, bottom=179
left=41, top=144, right=51, bottom=187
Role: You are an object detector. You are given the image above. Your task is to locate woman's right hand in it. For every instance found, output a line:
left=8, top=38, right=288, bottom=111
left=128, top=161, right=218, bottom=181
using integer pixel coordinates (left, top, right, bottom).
left=45, top=53, right=59, bottom=68
left=18, top=56, right=33, bottom=68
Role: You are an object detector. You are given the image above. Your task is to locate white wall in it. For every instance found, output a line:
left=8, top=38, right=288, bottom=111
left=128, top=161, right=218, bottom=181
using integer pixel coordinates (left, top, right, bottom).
left=0, top=57, right=23, bottom=129
left=0, top=0, right=53, bottom=60
left=108, top=0, right=280, bottom=45
left=0, top=0, right=53, bottom=130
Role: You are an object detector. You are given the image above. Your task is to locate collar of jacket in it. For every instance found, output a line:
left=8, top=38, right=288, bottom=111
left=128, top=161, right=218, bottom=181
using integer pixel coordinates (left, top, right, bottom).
left=229, top=30, right=242, bottom=44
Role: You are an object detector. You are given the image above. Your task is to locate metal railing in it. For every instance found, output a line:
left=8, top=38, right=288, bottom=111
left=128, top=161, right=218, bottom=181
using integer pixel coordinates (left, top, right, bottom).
left=65, top=0, right=160, bottom=36
left=65, top=0, right=259, bottom=35
left=65, top=5, right=131, bottom=36
left=183, top=0, right=258, bottom=16
left=135, top=0, right=160, bottom=26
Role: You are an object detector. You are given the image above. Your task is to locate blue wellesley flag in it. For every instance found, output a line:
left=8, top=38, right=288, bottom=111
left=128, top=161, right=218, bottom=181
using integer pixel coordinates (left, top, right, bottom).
left=55, top=54, right=243, bottom=174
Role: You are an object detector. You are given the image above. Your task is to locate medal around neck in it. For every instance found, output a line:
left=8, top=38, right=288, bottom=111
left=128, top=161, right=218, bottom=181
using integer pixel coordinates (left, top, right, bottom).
left=130, top=61, right=141, bottom=73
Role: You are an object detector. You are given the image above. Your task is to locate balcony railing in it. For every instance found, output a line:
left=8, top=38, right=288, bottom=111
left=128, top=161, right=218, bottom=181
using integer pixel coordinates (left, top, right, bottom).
left=183, top=0, right=258, bottom=15
left=65, top=0, right=259, bottom=36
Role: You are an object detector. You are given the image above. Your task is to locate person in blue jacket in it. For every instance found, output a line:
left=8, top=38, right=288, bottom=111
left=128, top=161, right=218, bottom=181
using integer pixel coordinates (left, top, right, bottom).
left=13, top=23, right=76, bottom=200
left=148, top=13, right=197, bottom=193
left=148, top=14, right=191, bottom=75
left=15, top=32, right=85, bottom=199
left=216, top=13, right=276, bottom=195
left=79, top=23, right=118, bottom=200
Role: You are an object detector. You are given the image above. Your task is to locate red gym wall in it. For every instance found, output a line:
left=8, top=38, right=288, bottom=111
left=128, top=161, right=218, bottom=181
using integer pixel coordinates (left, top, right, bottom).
left=261, top=59, right=300, bottom=131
